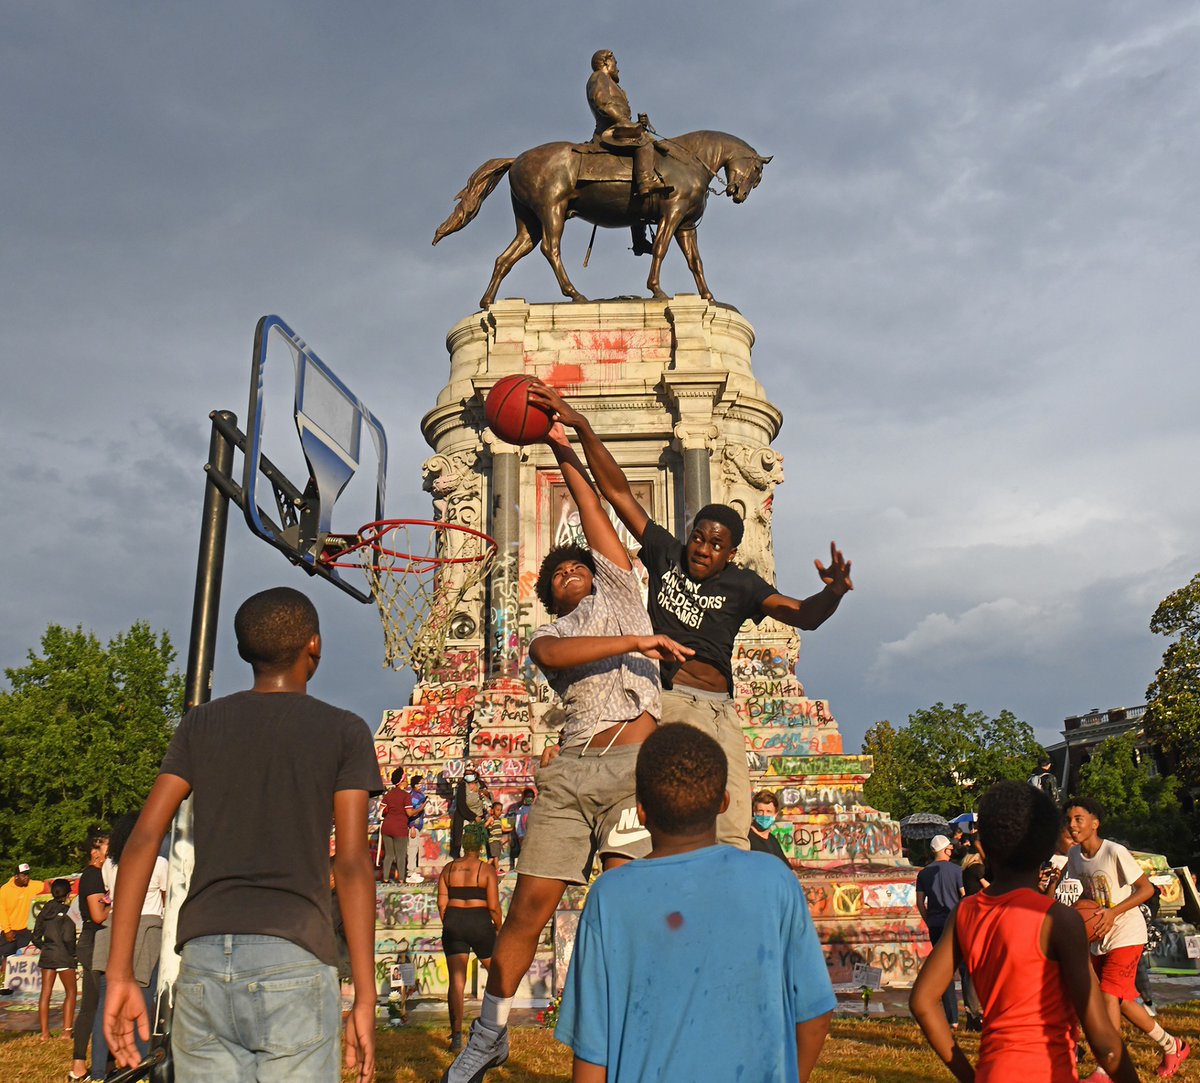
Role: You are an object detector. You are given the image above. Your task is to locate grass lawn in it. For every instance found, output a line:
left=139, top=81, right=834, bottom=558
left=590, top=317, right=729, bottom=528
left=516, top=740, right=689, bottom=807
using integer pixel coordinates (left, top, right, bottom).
left=3, top=1005, right=1198, bottom=1081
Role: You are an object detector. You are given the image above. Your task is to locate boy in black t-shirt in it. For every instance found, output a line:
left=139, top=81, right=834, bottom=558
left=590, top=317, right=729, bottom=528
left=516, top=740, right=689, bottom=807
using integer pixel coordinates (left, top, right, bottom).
left=529, top=382, right=853, bottom=848
left=104, top=587, right=382, bottom=1083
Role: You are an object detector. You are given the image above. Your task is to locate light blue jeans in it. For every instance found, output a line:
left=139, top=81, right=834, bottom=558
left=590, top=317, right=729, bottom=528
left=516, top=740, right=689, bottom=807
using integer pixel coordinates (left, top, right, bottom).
left=173, top=935, right=340, bottom=1083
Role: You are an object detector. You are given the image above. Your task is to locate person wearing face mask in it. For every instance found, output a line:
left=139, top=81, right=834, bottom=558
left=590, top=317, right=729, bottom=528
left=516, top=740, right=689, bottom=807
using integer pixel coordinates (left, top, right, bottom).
left=748, top=791, right=790, bottom=865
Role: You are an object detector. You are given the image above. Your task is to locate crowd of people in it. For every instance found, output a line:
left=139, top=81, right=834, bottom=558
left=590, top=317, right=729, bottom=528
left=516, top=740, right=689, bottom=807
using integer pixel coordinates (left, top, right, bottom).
left=6, top=381, right=1190, bottom=1083
left=911, top=784, right=1191, bottom=1081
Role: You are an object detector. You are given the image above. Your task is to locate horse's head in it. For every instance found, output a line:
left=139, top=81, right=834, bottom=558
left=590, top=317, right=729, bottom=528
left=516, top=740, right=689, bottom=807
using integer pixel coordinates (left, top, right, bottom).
left=724, top=154, right=772, bottom=204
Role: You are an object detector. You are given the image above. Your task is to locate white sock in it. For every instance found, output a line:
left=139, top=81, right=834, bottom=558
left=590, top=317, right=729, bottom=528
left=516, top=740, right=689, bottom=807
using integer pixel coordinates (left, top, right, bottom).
left=1148, top=1023, right=1176, bottom=1055
left=481, top=991, right=512, bottom=1029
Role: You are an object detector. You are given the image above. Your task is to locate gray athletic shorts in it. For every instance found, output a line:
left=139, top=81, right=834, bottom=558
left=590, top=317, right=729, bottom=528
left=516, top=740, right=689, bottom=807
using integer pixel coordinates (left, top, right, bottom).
left=660, top=688, right=751, bottom=851
left=516, top=741, right=650, bottom=884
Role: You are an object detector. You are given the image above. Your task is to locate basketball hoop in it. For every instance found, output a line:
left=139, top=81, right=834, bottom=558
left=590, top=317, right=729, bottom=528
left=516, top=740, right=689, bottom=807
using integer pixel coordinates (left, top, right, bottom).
left=321, top=520, right=497, bottom=674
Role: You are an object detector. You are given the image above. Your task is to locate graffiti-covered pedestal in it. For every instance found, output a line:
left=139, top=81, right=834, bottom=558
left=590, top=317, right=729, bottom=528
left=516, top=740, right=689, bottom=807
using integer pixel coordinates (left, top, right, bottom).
left=374, top=297, right=926, bottom=995
left=731, top=632, right=929, bottom=986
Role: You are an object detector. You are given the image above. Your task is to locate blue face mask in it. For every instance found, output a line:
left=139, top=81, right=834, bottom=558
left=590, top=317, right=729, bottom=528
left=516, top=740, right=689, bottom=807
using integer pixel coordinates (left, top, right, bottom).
left=752, top=814, right=775, bottom=830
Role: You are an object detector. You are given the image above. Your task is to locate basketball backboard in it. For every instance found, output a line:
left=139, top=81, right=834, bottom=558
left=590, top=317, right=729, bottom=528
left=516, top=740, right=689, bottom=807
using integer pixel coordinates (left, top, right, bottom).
left=242, top=315, right=387, bottom=601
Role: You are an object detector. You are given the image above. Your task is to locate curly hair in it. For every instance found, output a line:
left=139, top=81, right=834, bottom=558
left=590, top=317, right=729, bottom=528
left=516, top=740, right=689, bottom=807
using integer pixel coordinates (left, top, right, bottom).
left=692, top=504, right=745, bottom=547
left=1064, top=795, right=1104, bottom=824
left=978, top=780, right=1060, bottom=872
left=636, top=723, right=727, bottom=836
left=234, top=587, right=320, bottom=673
left=535, top=544, right=595, bottom=615
left=462, top=822, right=489, bottom=855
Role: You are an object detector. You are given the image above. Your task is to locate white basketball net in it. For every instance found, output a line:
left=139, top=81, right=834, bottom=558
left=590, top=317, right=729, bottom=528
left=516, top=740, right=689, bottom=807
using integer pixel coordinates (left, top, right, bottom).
left=350, top=521, right=496, bottom=674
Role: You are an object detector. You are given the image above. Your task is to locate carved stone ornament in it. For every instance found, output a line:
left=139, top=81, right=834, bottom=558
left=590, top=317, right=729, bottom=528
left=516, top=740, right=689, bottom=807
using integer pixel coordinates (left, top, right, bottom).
left=423, top=448, right=484, bottom=532
left=719, top=443, right=784, bottom=582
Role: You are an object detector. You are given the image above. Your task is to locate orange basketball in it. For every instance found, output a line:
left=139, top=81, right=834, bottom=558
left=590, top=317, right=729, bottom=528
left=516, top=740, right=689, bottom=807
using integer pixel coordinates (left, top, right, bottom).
left=484, top=375, right=553, bottom=445
left=1073, top=898, right=1106, bottom=942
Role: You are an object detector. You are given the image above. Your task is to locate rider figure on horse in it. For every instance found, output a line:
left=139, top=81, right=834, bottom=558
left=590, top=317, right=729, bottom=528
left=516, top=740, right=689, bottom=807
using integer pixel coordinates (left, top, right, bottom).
left=586, top=49, right=669, bottom=197
left=586, top=50, right=668, bottom=255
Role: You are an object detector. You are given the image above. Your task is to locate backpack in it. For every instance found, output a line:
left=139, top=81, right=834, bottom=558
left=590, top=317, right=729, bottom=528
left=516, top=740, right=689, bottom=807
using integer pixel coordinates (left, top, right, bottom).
left=1032, top=770, right=1061, bottom=806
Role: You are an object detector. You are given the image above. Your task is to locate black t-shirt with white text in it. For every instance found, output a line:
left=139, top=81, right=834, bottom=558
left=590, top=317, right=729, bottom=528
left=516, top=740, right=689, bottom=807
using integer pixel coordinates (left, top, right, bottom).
left=158, top=690, right=382, bottom=967
left=637, top=520, right=776, bottom=692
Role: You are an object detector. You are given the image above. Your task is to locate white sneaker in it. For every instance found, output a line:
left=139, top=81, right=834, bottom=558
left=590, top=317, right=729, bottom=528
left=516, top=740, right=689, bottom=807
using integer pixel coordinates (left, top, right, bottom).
left=440, top=1018, right=509, bottom=1083
left=406, top=873, right=423, bottom=884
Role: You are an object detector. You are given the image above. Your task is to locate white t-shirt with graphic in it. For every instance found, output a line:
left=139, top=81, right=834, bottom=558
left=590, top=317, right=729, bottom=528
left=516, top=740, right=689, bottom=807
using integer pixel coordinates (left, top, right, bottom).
left=1066, top=839, right=1147, bottom=954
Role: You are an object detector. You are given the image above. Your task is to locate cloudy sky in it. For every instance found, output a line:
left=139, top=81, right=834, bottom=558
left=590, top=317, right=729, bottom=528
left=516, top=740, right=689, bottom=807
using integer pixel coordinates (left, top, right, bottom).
left=4, top=2, right=1197, bottom=753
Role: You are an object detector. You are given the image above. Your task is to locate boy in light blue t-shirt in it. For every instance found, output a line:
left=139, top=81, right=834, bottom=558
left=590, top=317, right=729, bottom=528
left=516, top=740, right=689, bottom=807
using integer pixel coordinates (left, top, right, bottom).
left=556, top=723, right=835, bottom=1083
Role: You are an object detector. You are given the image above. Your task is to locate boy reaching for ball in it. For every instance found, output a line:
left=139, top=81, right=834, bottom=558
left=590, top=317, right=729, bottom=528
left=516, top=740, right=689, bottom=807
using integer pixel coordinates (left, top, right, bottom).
left=1065, top=797, right=1189, bottom=1080
left=528, top=380, right=853, bottom=849
left=443, top=422, right=691, bottom=1083
left=911, top=780, right=1138, bottom=1083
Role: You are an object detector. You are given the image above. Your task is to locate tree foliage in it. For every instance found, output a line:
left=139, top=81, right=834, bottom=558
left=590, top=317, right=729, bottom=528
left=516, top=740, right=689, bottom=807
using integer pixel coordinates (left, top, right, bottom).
left=1077, top=731, right=1191, bottom=864
left=862, top=702, right=1043, bottom=821
left=0, top=622, right=183, bottom=874
left=1144, top=571, right=1200, bottom=790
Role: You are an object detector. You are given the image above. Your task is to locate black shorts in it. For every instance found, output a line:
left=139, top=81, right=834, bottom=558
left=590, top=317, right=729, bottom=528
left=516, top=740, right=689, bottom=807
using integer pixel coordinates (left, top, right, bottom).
left=441, top=907, right=496, bottom=960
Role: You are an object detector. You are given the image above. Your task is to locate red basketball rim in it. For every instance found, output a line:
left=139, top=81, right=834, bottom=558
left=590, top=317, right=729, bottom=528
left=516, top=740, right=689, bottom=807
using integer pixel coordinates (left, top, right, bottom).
left=320, top=519, right=497, bottom=570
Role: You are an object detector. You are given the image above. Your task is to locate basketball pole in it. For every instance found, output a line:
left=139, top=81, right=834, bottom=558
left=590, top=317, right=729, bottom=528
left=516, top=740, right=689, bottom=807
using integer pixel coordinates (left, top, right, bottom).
left=185, top=409, right=238, bottom=710
left=145, top=410, right=238, bottom=1080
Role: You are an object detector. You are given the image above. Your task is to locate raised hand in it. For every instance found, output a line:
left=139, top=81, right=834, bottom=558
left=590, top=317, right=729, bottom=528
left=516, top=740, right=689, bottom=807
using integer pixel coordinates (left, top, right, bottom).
left=634, top=635, right=696, bottom=662
left=528, top=380, right=586, bottom=429
left=814, top=542, right=853, bottom=596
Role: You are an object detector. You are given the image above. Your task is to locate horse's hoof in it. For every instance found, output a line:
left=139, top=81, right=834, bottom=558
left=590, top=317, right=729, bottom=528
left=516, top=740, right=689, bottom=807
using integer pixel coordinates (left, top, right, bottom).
left=650, top=290, right=668, bottom=301
left=569, top=293, right=589, bottom=303
left=480, top=296, right=494, bottom=309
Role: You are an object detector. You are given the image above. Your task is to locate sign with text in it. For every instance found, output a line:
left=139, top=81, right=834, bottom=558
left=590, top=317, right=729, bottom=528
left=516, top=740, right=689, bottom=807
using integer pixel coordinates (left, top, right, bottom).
left=852, top=963, right=883, bottom=990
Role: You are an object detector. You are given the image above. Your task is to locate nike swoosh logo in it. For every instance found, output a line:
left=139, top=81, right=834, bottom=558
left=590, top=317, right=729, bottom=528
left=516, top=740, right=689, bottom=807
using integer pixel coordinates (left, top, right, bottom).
left=606, top=824, right=650, bottom=846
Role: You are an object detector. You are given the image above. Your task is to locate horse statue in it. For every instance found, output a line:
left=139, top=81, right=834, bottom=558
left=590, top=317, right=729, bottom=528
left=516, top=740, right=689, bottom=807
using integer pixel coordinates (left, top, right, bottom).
left=432, top=130, right=771, bottom=309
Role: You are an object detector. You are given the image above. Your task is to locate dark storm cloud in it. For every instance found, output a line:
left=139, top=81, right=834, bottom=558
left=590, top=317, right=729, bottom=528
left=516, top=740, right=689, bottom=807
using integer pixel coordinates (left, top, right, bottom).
left=3, top=2, right=1198, bottom=752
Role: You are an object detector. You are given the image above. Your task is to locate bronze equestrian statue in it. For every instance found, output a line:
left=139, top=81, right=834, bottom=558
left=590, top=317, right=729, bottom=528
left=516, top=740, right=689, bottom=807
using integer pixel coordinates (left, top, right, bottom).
left=433, top=53, right=771, bottom=309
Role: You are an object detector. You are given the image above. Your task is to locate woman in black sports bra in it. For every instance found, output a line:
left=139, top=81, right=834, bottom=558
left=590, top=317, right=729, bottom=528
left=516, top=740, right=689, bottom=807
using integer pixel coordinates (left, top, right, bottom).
left=438, top=822, right=503, bottom=1052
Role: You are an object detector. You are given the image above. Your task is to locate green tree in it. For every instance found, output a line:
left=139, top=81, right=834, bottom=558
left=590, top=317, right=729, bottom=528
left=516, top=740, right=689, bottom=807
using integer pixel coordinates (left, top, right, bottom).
left=862, top=702, right=1042, bottom=821
left=0, top=622, right=183, bottom=874
left=1077, top=731, right=1191, bottom=864
left=1144, top=571, right=1200, bottom=789
left=861, top=720, right=903, bottom=819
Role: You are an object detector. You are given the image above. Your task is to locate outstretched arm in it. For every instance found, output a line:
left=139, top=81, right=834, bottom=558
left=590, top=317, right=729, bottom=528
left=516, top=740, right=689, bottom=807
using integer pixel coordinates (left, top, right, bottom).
left=910, top=925, right=976, bottom=1082
left=530, top=633, right=693, bottom=671
left=1048, top=905, right=1138, bottom=1082
left=544, top=422, right=628, bottom=569
left=760, top=542, right=853, bottom=630
left=530, top=382, right=650, bottom=542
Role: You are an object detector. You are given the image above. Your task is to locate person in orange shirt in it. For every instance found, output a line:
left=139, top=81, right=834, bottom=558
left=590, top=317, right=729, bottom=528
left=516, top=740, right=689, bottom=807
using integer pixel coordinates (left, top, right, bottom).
left=911, top=782, right=1137, bottom=1083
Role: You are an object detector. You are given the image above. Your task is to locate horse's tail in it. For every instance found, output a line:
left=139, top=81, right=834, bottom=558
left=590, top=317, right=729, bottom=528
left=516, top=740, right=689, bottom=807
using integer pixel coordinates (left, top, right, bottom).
left=432, top=158, right=515, bottom=245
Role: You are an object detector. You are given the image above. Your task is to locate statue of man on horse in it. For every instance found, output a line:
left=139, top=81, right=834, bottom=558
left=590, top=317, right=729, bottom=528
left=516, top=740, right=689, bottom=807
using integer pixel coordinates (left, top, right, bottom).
left=586, top=49, right=668, bottom=199
left=433, top=52, right=771, bottom=309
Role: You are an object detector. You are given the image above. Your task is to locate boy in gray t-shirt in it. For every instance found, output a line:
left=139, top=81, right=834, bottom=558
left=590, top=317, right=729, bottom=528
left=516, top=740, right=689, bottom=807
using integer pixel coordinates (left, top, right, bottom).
left=443, top=415, right=691, bottom=1083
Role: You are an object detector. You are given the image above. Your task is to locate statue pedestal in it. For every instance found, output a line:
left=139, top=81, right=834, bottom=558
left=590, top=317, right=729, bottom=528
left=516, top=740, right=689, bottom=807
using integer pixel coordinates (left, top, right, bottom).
left=373, top=296, right=923, bottom=993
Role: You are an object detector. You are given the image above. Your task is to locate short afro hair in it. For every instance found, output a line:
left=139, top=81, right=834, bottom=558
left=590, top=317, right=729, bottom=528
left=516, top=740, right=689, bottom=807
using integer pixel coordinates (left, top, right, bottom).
left=977, top=780, right=1059, bottom=872
left=692, top=504, right=744, bottom=547
left=50, top=878, right=72, bottom=901
left=234, top=587, right=320, bottom=673
left=636, top=723, right=727, bottom=836
left=535, top=544, right=595, bottom=615
left=1064, top=795, right=1104, bottom=823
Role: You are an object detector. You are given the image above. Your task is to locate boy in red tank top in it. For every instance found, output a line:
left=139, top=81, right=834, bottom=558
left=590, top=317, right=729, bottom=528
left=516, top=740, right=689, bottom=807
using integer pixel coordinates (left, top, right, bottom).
left=910, top=781, right=1137, bottom=1083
